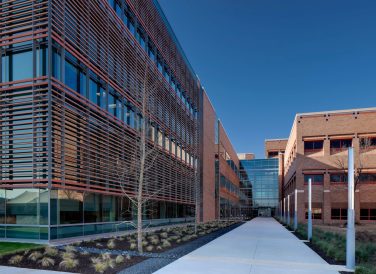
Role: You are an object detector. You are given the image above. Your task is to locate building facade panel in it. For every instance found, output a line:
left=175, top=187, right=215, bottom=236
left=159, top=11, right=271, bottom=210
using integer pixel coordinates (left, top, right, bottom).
left=0, top=0, right=203, bottom=241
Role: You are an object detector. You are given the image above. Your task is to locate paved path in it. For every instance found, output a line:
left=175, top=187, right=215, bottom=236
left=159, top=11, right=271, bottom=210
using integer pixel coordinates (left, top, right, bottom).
left=154, top=217, right=349, bottom=274
left=0, top=266, right=72, bottom=273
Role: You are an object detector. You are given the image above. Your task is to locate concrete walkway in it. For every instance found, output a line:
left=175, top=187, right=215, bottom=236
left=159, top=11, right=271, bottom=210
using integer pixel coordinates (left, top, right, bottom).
left=154, top=217, right=349, bottom=274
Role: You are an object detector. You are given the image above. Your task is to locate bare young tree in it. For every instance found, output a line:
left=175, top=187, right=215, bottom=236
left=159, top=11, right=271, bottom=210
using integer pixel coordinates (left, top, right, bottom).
left=332, top=137, right=372, bottom=190
left=114, top=64, right=196, bottom=254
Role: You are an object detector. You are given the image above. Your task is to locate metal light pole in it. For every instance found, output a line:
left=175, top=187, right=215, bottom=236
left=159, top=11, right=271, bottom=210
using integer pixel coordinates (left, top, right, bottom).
left=287, top=194, right=290, bottom=226
left=308, top=178, right=312, bottom=241
left=283, top=197, right=286, bottom=224
left=294, top=188, right=298, bottom=231
left=346, top=147, right=355, bottom=270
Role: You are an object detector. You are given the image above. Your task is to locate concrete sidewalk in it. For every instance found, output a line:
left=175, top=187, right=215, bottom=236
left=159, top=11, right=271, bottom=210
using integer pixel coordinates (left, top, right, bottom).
left=154, top=217, right=350, bottom=274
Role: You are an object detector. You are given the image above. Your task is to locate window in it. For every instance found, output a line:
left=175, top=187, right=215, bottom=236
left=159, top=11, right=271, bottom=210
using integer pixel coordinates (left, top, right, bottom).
left=331, top=208, right=347, bottom=220
left=330, top=139, right=352, bottom=153
left=360, top=137, right=376, bottom=150
left=52, top=48, right=61, bottom=80
left=359, top=173, right=376, bottom=184
left=65, top=59, right=78, bottom=91
left=79, top=70, right=86, bottom=96
left=330, top=173, right=347, bottom=183
left=89, top=78, right=101, bottom=106
left=304, top=140, right=323, bottom=153
left=360, top=208, right=376, bottom=220
left=305, top=208, right=322, bottom=219
left=268, top=151, right=279, bottom=158
left=114, top=1, right=122, bottom=17
left=304, top=174, right=324, bottom=184
left=157, top=130, right=163, bottom=147
left=126, top=106, right=135, bottom=128
left=107, top=89, right=117, bottom=116
left=2, top=47, right=33, bottom=82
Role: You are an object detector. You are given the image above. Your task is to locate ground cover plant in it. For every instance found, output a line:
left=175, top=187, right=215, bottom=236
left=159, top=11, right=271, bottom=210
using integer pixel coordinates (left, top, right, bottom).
left=293, top=223, right=376, bottom=274
left=0, top=242, right=42, bottom=255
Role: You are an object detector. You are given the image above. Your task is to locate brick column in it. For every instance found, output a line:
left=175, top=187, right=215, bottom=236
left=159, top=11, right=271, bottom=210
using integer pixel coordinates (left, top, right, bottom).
left=323, top=173, right=331, bottom=224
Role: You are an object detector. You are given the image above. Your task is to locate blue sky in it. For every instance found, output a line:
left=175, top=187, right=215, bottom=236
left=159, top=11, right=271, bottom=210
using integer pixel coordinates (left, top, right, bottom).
left=158, top=0, right=376, bottom=158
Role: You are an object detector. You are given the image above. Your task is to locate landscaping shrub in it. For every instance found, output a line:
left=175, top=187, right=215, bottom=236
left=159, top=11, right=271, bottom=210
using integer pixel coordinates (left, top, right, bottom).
left=59, top=258, right=79, bottom=270
left=8, top=255, right=23, bottom=265
left=44, top=247, right=59, bottom=257
left=115, top=255, right=124, bottom=264
left=38, top=257, right=55, bottom=267
left=28, top=251, right=43, bottom=262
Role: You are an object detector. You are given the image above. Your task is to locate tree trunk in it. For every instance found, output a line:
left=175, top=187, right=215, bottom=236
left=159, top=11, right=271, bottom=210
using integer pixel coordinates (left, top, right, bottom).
left=137, top=195, right=143, bottom=254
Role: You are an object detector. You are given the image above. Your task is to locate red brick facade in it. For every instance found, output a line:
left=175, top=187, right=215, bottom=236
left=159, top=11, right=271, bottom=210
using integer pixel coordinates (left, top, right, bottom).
left=281, top=108, right=376, bottom=224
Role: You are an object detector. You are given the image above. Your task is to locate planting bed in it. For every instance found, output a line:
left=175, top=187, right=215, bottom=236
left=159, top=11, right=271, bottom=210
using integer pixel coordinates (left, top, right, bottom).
left=0, top=220, right=240, bottom=274
left=0, top=245, right=145, bottom=274
left=291, top=223, right=376, bottom=274
left=79, top=220, right=238, bottom=254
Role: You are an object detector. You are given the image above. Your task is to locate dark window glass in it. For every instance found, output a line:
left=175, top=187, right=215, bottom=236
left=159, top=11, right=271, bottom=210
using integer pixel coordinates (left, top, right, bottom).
left=65, top=60, right=78, bottom=91
left=79, top=70, right=86, bottom=96
left=330, top=139, right=352, bottom=149
left=37, top=47, right=48, bottom=77
left=58, top=190, right=83, bottom=224
left=7, top=49, right=33, bottom=81
left=52, top=48, right=61, bottom=80
left=128, top=19, right=135, bottom=35
left=330, top=173, right=347, bottom=183
left=89, top=78, right=100, bottom=106
left=6, top=189, right=39, bottom=225
left=305, top=208, right=322, bottom=219
left=304, top=140, right=323, bottom=150
left=359, top=173, right=376, bottom=183
left=304, top=174, right=324, bottom=184
left=115, top=1, right=122, bottom=17
left=108, top=91, right=116, bottom=116
left=84, top=193, right=102, bottom=223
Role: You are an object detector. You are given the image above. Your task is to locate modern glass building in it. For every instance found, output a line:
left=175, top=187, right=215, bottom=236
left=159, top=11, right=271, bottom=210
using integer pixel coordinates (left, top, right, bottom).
left=239, top=159, right=279, bottom=217
left=0, top=0, right=200, bottom=241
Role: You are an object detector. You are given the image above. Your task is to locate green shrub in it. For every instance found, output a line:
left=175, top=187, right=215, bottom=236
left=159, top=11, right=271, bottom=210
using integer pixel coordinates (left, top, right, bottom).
left=355, top=265, right=376, bottom=274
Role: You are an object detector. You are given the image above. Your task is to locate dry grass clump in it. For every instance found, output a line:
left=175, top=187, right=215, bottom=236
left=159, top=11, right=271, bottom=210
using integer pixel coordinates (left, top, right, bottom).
left=44, top=247, right=59, bottom=257
left=38, top=257, right=55, bottom=267
left=28, top=251, right=43, bottom=262
left=59, top=258, right=79, bottom=270
left=9, top=255, right=23, bottom=265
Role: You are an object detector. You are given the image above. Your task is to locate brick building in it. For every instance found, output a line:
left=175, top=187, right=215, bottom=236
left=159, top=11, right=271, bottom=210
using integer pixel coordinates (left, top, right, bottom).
left=200, top=91, right=244, bottom=222
left=281, top=108, right=376, bottom=225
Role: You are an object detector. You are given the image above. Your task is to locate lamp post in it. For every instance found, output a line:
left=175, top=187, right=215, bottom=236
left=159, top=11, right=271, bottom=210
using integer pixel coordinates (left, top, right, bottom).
left=283, top=197, right=286, bottom=224
left=294, top=188, right=298, bottom=231
left=308, top=178, right=312, bottom=241
left=346, top=147, right=355, bottom=270
left=287, top=194, right=290, bottom=226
